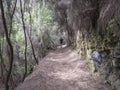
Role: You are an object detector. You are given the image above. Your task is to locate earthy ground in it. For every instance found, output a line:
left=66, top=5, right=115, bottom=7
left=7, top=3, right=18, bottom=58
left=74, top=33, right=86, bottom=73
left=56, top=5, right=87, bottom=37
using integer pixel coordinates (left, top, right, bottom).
left=15, top=47, right=108, bottom=90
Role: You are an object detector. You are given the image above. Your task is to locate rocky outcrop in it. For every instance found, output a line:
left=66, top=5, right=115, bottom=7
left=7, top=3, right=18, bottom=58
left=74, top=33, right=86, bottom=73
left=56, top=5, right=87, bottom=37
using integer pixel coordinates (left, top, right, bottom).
left=50, top=0, right=120, bottom=37
left=48, top=0, right=120, bottom=89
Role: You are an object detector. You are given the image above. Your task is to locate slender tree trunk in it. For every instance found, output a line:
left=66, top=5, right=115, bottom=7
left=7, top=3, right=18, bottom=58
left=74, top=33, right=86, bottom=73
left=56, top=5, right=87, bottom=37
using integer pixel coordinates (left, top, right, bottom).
left=28, top=9, right=38, bottom=64
left=20, top=0, right=28, bottom=81
left=6, top=0, right=17, bottom=87
left=0, top=1, right=14, bottom=90
left=28, top=34, right=38, bottom=64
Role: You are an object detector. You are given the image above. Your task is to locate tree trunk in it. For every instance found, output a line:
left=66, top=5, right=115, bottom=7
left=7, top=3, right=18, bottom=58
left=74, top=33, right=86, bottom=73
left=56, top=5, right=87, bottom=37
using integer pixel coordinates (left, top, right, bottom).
left=0, top=1, right=14, bottom=90
left=28, top=9, right=38, bottom=64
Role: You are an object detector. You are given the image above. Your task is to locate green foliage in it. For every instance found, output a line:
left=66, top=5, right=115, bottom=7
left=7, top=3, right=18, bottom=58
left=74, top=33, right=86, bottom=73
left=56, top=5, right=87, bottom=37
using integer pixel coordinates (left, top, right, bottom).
left=107, top=18, right=115, bottom=30
left=15, top=62, right=24, bottom=76
left=0, top=0, right=67, bottom=88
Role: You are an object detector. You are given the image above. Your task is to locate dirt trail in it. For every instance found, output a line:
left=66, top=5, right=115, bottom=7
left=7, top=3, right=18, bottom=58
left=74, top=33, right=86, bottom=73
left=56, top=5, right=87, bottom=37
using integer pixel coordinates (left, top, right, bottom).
left=15, top=47, right=108, bottom=90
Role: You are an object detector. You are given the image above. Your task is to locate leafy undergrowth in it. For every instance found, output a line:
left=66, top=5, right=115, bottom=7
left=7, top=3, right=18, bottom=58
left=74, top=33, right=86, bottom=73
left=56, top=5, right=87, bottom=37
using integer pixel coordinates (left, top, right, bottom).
left=15, top=47, right=109, bottom=90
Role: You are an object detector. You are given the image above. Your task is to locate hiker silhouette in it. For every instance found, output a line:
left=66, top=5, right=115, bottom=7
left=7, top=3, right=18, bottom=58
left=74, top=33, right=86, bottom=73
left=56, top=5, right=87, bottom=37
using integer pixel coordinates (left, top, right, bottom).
left=59, top=37, right=63, bottom=48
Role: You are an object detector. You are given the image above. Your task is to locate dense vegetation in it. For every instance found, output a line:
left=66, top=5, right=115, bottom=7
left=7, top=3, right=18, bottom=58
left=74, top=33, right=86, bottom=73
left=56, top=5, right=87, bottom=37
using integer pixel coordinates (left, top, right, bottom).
left=0, top=0, right=67, bottom=90
left=0, top=0, right=120, bottom=90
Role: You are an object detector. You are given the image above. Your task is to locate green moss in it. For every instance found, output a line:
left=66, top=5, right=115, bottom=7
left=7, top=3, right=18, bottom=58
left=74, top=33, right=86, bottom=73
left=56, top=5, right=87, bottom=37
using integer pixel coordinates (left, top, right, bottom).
left=86, top=61, right=92, bottom=70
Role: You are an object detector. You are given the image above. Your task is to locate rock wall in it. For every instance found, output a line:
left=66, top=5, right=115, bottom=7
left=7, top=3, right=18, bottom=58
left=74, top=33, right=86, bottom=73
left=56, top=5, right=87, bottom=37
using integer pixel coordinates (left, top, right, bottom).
left=49, top=0, right=120, bottom=89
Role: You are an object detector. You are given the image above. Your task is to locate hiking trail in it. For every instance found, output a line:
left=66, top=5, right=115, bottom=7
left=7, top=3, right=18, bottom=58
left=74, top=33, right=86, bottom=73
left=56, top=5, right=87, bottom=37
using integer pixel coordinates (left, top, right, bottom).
left=15, top=47, right=108, bottom=90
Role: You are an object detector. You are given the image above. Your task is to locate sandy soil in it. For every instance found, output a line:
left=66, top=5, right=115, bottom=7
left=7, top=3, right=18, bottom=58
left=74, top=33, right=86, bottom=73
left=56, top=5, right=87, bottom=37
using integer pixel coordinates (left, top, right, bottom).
left=15, top=47, right=109, bottom=90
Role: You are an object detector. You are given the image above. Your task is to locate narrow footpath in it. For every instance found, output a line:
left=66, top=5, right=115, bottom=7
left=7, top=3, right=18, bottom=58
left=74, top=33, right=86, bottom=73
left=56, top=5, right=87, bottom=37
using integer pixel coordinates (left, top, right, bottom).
left=15, top=48, right=108, bottom=90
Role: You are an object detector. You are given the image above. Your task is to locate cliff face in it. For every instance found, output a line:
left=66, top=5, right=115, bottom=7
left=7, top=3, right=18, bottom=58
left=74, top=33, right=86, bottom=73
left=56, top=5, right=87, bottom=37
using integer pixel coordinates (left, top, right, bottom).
left=54, top=0, right=120, bottom=37
left=50, top=0, right=120, bottom=89
left=98, top=0, right=120, bottom=32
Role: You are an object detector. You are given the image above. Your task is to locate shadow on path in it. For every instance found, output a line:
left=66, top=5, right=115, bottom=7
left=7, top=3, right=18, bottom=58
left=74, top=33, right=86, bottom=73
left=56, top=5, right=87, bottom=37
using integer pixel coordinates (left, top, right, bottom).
left=15, top=47, right=108, bottom=90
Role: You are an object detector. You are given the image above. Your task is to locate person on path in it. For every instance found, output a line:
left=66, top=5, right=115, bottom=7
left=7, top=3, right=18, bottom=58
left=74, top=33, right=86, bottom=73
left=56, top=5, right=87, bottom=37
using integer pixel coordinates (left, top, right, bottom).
left=59, top=37, right=63, bottom=48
